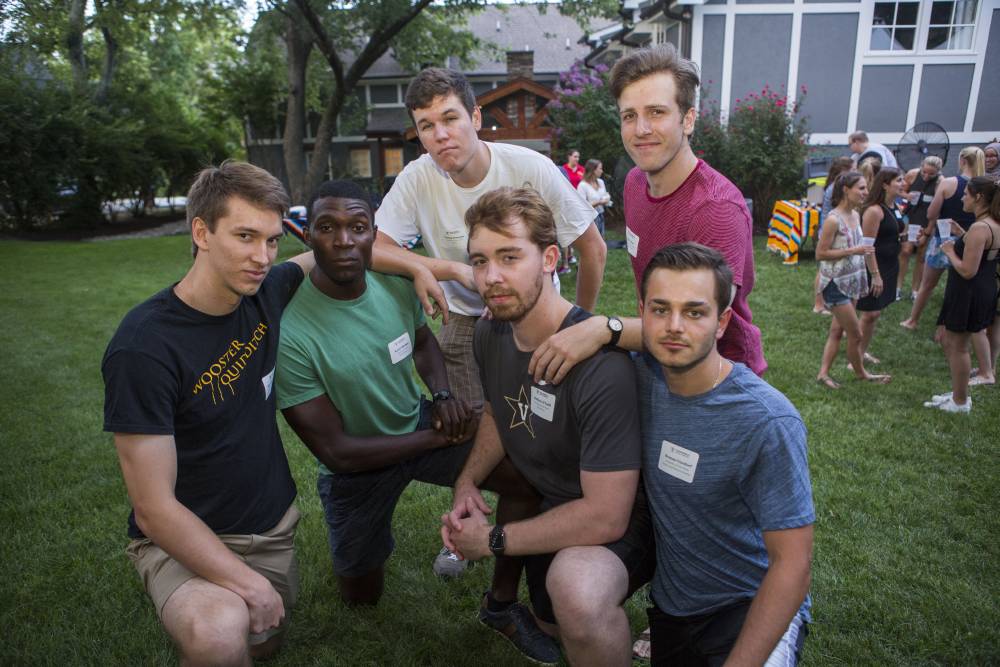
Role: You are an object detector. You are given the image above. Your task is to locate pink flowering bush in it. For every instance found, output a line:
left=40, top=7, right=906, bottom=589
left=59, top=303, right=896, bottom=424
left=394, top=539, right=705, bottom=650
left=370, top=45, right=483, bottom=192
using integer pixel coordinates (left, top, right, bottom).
left=693, top=85, right=810, bottom=232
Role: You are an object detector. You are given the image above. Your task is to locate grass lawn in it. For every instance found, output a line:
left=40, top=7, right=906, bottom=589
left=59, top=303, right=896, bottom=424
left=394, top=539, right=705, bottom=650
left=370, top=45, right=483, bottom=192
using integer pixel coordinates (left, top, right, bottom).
left=0, top=233, right=996, bottom=666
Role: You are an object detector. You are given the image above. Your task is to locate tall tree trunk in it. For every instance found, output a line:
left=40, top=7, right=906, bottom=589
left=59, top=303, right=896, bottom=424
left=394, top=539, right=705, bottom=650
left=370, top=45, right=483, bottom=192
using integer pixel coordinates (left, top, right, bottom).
left=96, top=25, right=119, bottom=104
left=282, top=10, right=313, bottom=204
left=304, top=91, right=345, bottom=198
left=66, top=0, right=88, bottom=93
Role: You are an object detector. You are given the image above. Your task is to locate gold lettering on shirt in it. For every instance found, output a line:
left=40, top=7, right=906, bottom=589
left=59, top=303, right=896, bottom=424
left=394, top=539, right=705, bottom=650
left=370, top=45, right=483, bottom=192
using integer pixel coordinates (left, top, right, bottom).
left=503, top=385, right=535, bottom=438
left=192, top=322, right=268, bottom=404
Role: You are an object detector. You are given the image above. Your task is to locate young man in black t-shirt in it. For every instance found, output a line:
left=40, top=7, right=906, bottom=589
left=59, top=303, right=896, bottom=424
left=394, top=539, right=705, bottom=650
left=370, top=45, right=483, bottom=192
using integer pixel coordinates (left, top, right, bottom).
left=102, top=162, right=314, bottom=666
left=442, top=187, right=653, bottom=667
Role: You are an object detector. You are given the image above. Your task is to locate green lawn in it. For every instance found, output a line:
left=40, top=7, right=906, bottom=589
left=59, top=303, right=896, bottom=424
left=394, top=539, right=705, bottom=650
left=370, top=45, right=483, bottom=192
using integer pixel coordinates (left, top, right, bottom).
left=0, top=234, right=996, bottom=665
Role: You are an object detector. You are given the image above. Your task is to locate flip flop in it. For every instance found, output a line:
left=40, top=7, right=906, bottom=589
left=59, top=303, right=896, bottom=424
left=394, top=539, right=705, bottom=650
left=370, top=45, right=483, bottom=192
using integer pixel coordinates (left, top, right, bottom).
left=969, top=375, right=995, bottom=387
left=860, top=374, right=892, bottom=384
left=864, top=353, right=880, bottom=365
left=816, top=376, right=841, bottom=389
left=632, top=629, right=651, bottom=661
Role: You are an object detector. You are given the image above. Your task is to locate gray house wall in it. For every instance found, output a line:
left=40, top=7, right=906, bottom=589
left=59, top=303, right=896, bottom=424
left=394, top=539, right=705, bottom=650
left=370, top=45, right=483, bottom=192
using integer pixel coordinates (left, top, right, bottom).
left=856, top=65, right=914, bottom=132
left=729, top=14, right=792, bottom=114
left=796, top=13, right=858, bottom=133
left=700, top=15, right=726, bottom=109
left=973, top=9, right=1000, bottom=132
left=916, top=65, right=976, bottom=132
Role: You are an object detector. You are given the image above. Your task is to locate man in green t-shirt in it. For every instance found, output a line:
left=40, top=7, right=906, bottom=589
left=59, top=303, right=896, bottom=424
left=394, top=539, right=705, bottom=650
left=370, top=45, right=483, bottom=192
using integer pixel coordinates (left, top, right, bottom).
left=274, top=183, right=548, bottom=660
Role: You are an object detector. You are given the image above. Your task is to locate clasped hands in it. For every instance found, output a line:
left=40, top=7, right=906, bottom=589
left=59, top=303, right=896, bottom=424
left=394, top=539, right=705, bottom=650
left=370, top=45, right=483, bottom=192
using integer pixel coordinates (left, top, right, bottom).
left=440, top=490, right=494, bottom=562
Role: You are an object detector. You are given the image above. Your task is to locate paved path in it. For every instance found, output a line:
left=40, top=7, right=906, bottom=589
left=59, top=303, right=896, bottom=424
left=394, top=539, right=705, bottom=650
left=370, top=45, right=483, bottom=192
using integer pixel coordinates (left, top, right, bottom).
left=87, top=220, right=188, bottom=242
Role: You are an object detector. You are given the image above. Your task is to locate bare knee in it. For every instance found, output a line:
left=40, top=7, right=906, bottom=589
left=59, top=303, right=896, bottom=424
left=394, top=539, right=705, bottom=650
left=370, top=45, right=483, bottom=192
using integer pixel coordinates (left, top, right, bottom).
left=546, top=548, right=627, bottom=640
left=173, top=604, right=250, bottom=667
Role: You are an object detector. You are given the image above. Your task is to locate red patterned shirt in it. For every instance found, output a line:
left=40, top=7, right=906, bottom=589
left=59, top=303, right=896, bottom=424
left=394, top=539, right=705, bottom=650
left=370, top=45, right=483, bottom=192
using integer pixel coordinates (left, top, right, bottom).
left=623, top=161, right=766, bottom=375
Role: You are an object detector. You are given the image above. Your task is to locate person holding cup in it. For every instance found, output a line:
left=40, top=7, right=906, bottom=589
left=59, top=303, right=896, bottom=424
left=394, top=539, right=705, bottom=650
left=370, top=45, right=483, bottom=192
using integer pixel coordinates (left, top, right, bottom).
left=901, top=146, right=984, bottom=331
left=898, top=157, right=942, bottom=301
left=924, top=176, right=1000, bottom=412
left=855, top=167, right=906, bottom=367
left=815, top=171, right=888, bottom=388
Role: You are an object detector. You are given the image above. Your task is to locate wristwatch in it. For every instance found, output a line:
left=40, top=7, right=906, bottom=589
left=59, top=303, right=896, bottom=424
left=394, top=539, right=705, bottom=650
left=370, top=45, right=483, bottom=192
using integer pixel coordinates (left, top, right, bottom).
left=606, top=316, right=624, bottom=348
left=488, top=524, right=506, bottom=556
left=432, top=389, right=453, bottom=402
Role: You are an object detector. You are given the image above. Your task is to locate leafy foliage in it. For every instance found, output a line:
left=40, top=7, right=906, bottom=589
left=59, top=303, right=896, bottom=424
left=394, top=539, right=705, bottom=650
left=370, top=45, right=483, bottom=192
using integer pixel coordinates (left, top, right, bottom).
left=693, top=86, right=811, bottom=231
left=0, top=1, right=243, bottom=230
left=548, top=60, right=630, bottom=220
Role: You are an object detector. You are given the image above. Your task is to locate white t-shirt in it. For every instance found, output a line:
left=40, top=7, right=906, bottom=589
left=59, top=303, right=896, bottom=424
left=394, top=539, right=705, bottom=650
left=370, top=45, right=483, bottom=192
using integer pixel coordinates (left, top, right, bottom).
left=376, top=141, right=597, bottom=316
left=852, top=142, right=898, bottom=168
left=577, top=178, right=609, bottom=214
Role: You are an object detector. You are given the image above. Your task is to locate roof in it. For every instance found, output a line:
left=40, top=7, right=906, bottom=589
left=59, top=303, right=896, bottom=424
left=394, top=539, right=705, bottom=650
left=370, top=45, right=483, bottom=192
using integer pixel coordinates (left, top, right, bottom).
left=362, top=4, right=596, bottom=79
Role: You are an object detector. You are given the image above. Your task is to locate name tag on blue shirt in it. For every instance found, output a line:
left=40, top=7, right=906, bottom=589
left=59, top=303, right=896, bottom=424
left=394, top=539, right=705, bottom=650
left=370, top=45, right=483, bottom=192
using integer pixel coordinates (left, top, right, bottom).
left=658, top=440, right=699, bottom=483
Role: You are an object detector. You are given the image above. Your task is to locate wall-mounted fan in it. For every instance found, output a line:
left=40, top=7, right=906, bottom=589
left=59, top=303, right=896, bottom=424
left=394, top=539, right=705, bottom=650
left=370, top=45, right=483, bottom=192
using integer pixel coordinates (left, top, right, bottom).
left=895, top=121, right=950, bottom=171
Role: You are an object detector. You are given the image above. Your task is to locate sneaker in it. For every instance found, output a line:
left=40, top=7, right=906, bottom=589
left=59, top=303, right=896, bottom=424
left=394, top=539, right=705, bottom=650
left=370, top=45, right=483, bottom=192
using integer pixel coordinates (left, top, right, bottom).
left=896, top=288, right=902, bottom=301
left=432, top=547, right=470, bottom=578
left=479, top=593, right=561, bottom=665
left=936, top=396, right=971, bottom=413
left=923, top=391, right=953, bottom=407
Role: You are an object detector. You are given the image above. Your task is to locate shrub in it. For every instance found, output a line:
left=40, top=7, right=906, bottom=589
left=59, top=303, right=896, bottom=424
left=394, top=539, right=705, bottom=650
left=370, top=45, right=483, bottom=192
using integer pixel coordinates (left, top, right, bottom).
left=693, top=85, right=810, bottom=232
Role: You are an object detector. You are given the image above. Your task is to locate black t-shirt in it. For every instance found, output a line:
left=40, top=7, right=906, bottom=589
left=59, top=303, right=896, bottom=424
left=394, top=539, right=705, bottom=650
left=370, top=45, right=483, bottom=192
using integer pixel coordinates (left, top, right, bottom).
left=102, top=262, right=304, bottom=538
left=473, top=306, right=641, bottom=508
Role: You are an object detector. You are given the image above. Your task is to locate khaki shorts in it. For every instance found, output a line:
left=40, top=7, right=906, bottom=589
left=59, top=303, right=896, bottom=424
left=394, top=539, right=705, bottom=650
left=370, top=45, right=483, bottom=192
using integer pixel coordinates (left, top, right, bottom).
left=437, top=313, right=483, bottom=407
left=125, top=504, right=300, bottom=644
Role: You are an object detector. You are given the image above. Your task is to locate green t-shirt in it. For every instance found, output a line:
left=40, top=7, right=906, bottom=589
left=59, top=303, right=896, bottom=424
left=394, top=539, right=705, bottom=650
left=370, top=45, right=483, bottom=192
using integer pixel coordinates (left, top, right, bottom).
left=275, top=271, right=426, bottom=475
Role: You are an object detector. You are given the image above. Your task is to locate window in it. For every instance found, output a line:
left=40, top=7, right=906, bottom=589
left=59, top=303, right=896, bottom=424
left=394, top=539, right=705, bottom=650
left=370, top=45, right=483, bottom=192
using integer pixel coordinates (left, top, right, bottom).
left=926, top=0, right=978, bottom=50
left=384, top=147, right=404, bottom=177
left=350, top=148, right=372, bottom=178
left=871, top=1, right=919, bottom=51
left=369, top=84, right=399, bottom=105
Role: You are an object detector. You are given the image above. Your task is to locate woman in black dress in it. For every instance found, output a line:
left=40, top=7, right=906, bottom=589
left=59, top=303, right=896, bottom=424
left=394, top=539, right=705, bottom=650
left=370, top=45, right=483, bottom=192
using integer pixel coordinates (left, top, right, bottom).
left=856, top=167, right=905, bottom=369
left=925, top=177, right=1000, bottom=413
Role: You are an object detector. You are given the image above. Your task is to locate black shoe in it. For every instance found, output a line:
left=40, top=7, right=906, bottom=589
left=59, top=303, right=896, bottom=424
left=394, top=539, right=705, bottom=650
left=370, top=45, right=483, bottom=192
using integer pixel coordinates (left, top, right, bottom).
left=478, top=593, right=560, bottom=665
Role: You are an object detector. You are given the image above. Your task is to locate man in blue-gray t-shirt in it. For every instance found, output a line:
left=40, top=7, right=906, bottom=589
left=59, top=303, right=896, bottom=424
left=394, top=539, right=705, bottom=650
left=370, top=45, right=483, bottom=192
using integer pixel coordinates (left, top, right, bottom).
left=634, top=242, right=815, bottom=666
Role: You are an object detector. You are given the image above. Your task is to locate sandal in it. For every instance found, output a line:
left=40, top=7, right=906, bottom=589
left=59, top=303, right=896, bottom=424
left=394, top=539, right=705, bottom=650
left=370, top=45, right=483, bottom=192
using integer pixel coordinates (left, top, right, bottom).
left=969, top=375, right=996, bottom=387
left=812, top=307, right=831, bottom=316
left=816, top=376, right=841, bottom=389
left=864, top=353, right=880, bottom=365
left=860, top=374, right=892, bottom=384
left=632, top=629, right=651, bottom=661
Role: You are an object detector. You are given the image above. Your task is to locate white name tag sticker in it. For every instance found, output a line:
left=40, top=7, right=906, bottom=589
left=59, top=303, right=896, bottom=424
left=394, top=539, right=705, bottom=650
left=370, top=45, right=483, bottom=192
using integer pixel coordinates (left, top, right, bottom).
left=261, top=367, right=275, bottom=400
left=658, top=440, right=699, bottom=483
left=922, top=194, right=934, bottom=203
left=626, top=226, right=639, bottom=257
left=530, top=386, right=556, bottom=422
left=388, top=332, right=413, bottom=365
left=444, top=228, right=467, bottom=247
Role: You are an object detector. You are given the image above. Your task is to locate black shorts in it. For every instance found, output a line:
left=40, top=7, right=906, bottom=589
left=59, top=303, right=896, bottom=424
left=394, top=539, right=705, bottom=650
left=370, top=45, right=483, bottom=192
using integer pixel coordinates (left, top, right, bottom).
left=647, top=599, right=809, bottom=667
left=524, top=481, right=655, bottom=624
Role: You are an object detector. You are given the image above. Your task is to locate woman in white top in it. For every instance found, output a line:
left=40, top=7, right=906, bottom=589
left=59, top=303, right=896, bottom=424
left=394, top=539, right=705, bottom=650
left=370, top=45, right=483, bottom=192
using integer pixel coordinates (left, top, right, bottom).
left=815, top=171, right=887, bottom=388
left=577, top=159, right=611, bottom=236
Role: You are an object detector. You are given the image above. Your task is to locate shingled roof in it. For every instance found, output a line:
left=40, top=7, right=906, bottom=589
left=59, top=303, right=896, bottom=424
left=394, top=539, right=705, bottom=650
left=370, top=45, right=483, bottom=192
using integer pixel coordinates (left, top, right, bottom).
left=362, top=4, right=597, bottom=79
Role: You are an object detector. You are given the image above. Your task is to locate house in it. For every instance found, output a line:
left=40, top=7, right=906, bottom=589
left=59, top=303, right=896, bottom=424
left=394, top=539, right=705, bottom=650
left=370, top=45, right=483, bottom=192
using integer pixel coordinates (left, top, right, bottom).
left=245, top=4, right=594, bottom=194
left=586, top=0, right=999, bottom=170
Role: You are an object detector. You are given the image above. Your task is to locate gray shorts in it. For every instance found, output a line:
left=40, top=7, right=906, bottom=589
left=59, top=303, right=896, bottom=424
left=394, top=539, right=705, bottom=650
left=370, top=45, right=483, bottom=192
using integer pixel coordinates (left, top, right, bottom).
left=316, top=400, right=472, bottom=578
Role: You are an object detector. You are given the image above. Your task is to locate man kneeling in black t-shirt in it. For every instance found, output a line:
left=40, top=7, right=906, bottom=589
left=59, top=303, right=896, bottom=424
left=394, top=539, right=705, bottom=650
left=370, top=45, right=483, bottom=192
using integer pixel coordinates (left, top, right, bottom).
left=102, top=162, right=314, bottom=665
left=443, top=186, right=654, bottom=666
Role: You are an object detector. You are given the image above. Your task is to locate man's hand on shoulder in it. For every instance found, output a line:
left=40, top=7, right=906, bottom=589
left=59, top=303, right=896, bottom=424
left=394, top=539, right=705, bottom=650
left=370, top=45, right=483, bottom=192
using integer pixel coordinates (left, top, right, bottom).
left=529, top=315, right=610, bottom=384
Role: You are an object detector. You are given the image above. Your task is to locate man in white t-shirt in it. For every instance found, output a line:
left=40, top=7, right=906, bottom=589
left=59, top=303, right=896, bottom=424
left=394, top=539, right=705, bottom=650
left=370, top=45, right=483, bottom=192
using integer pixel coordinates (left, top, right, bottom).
left=848, top=130, right=898, bottom=168
left=373, top=68, right=606, bottom=411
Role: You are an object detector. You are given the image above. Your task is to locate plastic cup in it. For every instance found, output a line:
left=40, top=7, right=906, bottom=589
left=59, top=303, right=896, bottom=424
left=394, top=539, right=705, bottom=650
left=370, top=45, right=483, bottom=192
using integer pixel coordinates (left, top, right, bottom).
left=937, top=219, right=952, bottom=240
left=907, top=224, right=921, bottom=242
left=861, top=237, right=876, bottom=247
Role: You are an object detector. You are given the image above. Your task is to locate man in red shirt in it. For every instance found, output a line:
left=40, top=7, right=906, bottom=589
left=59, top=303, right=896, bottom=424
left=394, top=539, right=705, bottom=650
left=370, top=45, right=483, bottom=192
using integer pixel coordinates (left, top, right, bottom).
left=528, top=44, right=766, bottom=385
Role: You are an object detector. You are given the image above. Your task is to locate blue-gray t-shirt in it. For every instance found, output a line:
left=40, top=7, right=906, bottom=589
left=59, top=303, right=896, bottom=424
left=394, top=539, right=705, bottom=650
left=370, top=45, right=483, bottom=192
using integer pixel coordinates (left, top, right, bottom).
left=634, top=354, right=815, bottom=620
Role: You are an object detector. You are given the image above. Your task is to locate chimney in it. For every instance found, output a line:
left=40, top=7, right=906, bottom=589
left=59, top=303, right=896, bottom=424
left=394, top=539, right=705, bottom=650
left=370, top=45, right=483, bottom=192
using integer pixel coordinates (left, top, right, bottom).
left=506, top=50, right=534, bottom=81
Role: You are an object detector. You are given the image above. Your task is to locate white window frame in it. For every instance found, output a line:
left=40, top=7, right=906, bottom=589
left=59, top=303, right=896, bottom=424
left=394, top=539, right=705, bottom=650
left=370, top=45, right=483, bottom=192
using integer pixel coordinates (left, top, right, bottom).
left=924, top=0, right=980, bottom=51
left=367, top=82, right=405, bottom=109
left=865, top=0, right=981, bottom=56
left=867, top=0, right=922, bottom=53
